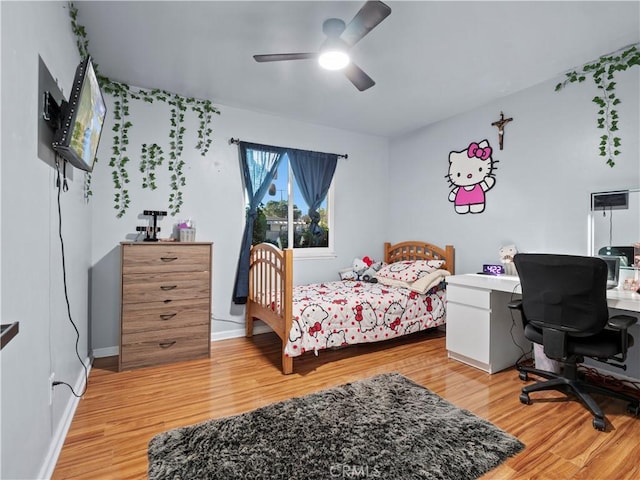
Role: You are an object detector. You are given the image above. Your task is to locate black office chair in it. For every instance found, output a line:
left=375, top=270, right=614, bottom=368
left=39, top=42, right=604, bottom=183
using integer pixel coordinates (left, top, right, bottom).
left=508, top=253, right=639, bottom=431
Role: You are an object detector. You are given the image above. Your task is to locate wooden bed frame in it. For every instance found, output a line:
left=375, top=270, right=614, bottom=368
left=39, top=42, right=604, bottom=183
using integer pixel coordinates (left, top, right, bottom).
left=245, top=241, right=455, bottom=374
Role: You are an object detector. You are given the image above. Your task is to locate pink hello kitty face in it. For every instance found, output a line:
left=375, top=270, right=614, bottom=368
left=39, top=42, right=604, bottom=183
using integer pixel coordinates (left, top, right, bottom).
left=447, top=141, right=494, bottom=187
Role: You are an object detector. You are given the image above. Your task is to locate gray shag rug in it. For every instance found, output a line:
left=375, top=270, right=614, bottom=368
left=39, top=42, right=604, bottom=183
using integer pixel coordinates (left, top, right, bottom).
left=148, top=373, right=524, bottom=479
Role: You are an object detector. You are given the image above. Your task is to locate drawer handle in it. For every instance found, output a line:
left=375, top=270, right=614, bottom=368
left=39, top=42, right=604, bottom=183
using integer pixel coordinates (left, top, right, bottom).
left=159, top=313, right=177, bottom=321
left=159, top=341, right=177, bottom=349
left=163, top=299, right=173, bottom=304
left=160, top=256, right=178, bottom=262
left=160, top=285, right=177, bottom=291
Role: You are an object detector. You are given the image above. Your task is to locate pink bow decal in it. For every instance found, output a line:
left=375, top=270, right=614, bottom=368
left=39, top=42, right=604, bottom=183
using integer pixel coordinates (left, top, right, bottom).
left=467, top=142, right=492, bottom=160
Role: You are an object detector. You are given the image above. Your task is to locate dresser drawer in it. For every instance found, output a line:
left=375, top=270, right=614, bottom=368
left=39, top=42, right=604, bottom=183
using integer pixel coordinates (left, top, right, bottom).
left=447, top=284, right=490, bottom=309
left=122, top=271, right=210, bottom=304
left=122, top=322, right=209, bottom=346
left=122, top=244, right=210, bottom=274
left=120, top=324, right=210, bottom=370
left=122, top=299, right=210, bottom=334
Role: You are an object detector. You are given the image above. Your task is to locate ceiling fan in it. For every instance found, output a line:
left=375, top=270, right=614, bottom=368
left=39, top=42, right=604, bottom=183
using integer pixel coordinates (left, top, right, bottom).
left=253, top=0, right=392, bottom=92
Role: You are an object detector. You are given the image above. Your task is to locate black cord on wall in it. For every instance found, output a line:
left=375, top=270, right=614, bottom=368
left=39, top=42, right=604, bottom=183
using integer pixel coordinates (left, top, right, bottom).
left=53, top=156, right=88, bottom=398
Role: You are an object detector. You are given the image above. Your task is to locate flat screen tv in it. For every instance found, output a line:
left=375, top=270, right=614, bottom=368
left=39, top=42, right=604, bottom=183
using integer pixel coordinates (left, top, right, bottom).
left=52, top=56, right=107, bottom=172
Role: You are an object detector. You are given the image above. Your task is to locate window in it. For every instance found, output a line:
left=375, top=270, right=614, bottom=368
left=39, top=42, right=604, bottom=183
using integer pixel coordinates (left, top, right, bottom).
left=254, top=153, right=333, bottom=253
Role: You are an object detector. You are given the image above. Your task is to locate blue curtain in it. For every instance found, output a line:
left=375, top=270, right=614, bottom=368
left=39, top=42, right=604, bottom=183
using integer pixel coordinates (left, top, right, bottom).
left=287, top=148, right=338, bottom=244
left=232, top=142, right=286, bottom=304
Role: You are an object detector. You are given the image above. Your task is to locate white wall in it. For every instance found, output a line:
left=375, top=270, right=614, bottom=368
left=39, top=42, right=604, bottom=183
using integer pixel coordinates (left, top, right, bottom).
left=1, top=2, right=92, bottom=479
left=388, top=69, right=639, bottom=274
left=387, top=63, right=640, bottom=380
left=89, top=98, right=389, bottom=352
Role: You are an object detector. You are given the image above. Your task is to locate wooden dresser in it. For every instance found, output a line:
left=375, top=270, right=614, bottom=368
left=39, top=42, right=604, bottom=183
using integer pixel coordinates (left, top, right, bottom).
left=119, top=242, right=212, bottom=371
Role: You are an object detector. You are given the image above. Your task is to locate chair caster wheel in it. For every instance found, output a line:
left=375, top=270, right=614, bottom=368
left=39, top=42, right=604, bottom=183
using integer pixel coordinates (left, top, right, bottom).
left=519, top=392, right=531, bottom=405
left=519, top=371, right=529, bottom=381
left=593, top=417, right=606, bottom=431
left=627, top=402, right=640, bottom=416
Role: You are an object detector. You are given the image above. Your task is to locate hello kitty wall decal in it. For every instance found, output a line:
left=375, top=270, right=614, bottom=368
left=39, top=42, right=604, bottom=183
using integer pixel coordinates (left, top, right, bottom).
left=446, top=139, right=498, bottom=214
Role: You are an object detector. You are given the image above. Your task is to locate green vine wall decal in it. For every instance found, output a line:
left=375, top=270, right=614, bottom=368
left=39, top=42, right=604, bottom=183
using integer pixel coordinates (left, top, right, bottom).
left=108, top=85, right=133, bottom=217
left=67, top=2, right=220, bottom=217
left=168, top=94, right=187, bottom=214
left=140, top=143, right=165, bottom=191
left=555, top=43, right=639, bottom=167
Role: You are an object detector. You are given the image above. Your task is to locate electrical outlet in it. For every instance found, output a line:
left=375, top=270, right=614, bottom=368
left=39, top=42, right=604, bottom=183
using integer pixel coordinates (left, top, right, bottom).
left=49, top=373, right=55, bottom=405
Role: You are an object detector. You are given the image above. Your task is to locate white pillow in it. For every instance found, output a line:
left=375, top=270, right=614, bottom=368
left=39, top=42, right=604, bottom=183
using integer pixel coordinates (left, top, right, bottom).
left=376, top=268, right=450, bottom=294
left=375, top=260, right=445, bottom=283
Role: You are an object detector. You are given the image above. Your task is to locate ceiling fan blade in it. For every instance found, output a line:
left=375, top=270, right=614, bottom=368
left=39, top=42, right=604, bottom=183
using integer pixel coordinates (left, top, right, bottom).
left=344, top=63, right=375, bottom=91
left=341, top=0, right=391, bottom=47
left=253, top=53, right=317, bottom=62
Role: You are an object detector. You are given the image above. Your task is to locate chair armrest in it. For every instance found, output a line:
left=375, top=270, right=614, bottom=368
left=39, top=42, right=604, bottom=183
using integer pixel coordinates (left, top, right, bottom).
left=607, top=315, right=636, bottom=364
left=608, top=314, right=637, bottom=331
left=508, top=300, right=523, bottom=311
left=507, top=300, right=527, bottom=329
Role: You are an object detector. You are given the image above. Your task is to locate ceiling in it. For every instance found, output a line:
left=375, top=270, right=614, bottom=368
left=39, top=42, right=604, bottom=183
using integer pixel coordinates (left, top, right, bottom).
left=76, top=1, right=639, bottom=138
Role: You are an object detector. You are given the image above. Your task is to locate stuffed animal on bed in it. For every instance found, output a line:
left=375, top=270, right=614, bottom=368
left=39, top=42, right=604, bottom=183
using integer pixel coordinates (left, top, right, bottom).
left=339, top=256, right=384, bottom=282
left=361, top=262, right=384, bottom=283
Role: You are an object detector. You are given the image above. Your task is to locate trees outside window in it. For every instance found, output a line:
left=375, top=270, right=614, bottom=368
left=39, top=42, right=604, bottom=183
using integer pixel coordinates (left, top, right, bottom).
left=252, top=154, right=331, bottom=250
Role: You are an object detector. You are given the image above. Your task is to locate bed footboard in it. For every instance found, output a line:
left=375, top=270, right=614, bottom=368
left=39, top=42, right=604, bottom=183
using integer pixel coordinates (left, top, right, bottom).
left=246, top=243, right=294, bottom=374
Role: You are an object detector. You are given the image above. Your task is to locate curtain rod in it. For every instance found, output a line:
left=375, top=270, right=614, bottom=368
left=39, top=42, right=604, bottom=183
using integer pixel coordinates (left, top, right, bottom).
left=229, top=138, right=348, bottom=159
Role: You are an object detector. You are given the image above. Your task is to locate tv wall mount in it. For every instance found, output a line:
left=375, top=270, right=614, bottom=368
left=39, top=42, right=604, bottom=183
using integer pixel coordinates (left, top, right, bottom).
left=136, top=210, right=167, bottom=242
left=42, top=90, right=65, bottom=130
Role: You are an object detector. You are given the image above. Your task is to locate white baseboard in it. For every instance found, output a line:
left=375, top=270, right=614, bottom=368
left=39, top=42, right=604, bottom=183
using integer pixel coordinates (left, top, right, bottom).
left=37, top=357, right=91, bottom=480
left=92, top=345, right=119, bottom=358
left=211, top=323, right=272, bottom=341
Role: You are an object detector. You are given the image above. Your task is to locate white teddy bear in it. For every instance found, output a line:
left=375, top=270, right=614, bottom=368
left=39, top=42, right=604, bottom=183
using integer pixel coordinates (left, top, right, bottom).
left=339, top=257, right=384, bottom=282
left=499, top=244, right=518, bottom=276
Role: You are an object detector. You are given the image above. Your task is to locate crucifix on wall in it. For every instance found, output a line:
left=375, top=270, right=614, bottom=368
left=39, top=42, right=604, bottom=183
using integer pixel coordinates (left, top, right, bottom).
left=491, top=111, right=513, bottom=150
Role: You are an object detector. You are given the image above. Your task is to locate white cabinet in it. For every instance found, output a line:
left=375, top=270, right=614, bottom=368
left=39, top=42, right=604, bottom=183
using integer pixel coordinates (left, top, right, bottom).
left=446, top=273, right=640, bottom=376
left=446, top=275, right=530, bottom=374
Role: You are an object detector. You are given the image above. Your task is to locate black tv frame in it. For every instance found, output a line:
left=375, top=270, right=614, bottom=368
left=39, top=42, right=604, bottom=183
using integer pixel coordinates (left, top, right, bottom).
left=43, top=56, right=106, bottom=172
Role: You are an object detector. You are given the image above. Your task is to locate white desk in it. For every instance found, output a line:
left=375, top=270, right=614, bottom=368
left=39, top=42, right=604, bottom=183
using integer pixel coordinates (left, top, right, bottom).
left=445, top=274, right=640, bottom=374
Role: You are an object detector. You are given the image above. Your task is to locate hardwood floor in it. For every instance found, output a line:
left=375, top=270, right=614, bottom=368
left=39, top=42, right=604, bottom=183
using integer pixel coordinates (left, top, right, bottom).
left=52, top=330, right=639, bottom=479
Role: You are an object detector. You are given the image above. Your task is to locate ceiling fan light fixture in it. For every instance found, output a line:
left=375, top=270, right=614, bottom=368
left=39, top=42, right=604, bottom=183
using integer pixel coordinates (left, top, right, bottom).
left=253, top=1, right=391, bottom=90
left=318, top=50, right=350, bottom=70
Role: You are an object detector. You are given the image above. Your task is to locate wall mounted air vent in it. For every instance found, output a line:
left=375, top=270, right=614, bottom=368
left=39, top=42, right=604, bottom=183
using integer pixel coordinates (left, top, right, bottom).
left=591, top=190, right=629, bottom=211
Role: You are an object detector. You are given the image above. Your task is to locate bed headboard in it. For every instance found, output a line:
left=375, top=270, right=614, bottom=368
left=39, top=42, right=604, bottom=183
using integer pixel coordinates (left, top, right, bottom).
left=384, top=241, right=455, bottom=274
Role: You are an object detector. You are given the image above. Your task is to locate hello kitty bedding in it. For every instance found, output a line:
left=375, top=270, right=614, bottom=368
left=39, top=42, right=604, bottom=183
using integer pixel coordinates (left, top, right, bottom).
left=284, top=279, right=447, bottom=358
left=246, top=241, right=454, bottom=374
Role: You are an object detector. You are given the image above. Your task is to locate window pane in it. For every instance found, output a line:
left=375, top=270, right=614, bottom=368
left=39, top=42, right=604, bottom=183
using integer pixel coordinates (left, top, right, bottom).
left=251, top=153, right=331, bottom=250
left=293, top=175, right=329, bottom=248
left=261, top=158, right=290, bottom=248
